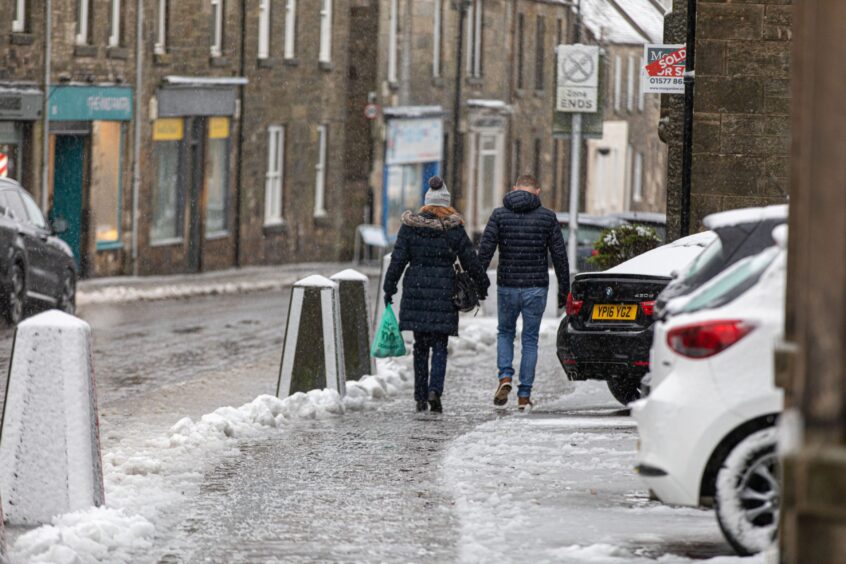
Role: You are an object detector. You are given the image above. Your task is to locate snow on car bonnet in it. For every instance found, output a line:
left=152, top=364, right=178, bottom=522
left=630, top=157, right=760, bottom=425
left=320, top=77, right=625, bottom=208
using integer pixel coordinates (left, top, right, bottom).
left=703, top=204, right=788, bottom=230
left=606, top=231, right=717, bottom=277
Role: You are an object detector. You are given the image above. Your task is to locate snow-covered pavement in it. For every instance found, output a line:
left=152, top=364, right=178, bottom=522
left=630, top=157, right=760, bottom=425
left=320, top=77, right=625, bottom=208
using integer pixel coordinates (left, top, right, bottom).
left=0, top=291, right=772, bottom=562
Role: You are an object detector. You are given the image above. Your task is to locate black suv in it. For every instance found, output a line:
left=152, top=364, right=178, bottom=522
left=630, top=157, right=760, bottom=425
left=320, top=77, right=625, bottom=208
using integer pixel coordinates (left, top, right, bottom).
left=0, top=178, right=77, bottom=324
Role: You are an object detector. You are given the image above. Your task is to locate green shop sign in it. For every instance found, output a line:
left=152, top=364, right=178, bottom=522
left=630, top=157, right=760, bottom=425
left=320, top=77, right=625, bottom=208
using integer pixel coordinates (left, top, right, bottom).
left=49, top=86, right=133, bottom=121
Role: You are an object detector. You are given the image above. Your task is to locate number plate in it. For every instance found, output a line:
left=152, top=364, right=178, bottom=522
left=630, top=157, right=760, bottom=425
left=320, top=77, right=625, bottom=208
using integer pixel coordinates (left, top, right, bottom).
left=591, top=304, right=638, bottom=321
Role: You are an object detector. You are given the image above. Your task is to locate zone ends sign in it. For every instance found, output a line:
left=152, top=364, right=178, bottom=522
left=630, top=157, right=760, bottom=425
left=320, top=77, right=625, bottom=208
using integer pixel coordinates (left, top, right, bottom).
left=642, top=44, right=686, bottom=94
left=556, top=44, right=600, bottom=114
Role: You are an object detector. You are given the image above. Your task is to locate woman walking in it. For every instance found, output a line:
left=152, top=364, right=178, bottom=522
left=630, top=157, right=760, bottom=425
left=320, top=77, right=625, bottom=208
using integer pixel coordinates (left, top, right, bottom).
left=383, top=176, right=489, bottom=413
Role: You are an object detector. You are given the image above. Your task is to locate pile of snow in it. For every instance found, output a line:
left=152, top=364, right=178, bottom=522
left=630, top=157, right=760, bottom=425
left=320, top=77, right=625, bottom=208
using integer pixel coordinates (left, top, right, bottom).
left=11, top=360, right=411, bottom=563
left=77, top=277, right=300, bottom=306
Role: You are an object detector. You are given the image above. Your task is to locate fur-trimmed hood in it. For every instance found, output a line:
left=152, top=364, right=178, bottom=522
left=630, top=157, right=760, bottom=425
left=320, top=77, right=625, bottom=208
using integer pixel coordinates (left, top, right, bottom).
left=401, top=210, right=464, bottom=231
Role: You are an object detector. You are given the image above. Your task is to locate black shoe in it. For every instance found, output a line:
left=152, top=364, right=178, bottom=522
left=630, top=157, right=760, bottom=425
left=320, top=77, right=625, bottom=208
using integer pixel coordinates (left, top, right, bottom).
left=428, top=391, right=443, bottom=413
left=416, top=400, right=428, bottom=412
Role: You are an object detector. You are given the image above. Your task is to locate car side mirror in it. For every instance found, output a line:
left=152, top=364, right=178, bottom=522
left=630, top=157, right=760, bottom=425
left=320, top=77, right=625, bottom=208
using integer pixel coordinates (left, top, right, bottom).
left=51, top=217, right=69, bottom=235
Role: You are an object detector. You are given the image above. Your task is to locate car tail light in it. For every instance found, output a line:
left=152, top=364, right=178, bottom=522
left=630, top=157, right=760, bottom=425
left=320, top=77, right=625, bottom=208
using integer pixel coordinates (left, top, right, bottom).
left=667, top=320, right=755, bottom=359
left=565, top=293, right=583, bottom=316
left=640, top=301, right=656, bottom=317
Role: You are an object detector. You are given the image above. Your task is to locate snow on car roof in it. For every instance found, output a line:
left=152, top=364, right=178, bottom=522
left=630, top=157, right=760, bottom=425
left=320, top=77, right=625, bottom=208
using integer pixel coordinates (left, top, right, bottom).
left=703, top=204, right=788, bottom=230
left=606, top=231, right=717, bottom=277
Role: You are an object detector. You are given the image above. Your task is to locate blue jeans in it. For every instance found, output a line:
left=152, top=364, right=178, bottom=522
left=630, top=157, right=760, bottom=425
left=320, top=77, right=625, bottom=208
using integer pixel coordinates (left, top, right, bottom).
left=497, top=286, right=547, bottom=398
left=413, top=332, right=449, bottom=401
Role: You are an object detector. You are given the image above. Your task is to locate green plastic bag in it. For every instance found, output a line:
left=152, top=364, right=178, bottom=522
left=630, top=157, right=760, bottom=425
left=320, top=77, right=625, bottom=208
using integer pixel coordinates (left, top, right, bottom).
left=371, top=304, right=407, bottom=358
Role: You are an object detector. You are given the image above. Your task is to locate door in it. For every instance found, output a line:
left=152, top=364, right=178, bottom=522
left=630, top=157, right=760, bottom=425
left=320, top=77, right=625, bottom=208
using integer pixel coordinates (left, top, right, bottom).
left=52, top=135, right=86, bottom=270
left=475, top=131, right=505, bottom=230
left=187, top=119, right=205, bottom=273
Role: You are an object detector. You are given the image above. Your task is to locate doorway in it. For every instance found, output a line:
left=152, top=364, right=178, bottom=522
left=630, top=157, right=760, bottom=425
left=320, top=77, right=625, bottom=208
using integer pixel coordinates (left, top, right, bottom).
left=52, top=134, right=88, bottom=272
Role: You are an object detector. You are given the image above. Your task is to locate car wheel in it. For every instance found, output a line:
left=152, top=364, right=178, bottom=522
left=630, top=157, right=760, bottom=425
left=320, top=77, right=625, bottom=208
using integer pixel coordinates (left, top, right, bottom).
left=57, top=271, right=76, bottom=315
left=4, top=263, right=26, bottom=325
left=606, top=376, right=641, bottom=405
left=715, top=427, right=779, bottom=556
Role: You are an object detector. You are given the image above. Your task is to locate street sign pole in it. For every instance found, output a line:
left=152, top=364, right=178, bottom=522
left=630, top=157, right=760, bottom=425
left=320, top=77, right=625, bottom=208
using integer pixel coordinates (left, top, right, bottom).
left=568, top=112, right=582, bottom=275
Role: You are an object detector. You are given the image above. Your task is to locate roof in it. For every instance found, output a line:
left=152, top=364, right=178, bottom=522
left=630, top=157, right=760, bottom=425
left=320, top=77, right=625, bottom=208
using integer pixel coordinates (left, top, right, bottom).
left=578, top=0, right=666, bottom=45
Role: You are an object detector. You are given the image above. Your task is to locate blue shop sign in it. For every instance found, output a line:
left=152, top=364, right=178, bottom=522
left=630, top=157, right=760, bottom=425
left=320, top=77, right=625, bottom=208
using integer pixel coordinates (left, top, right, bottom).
left=49, top=86, right=133, bottom=121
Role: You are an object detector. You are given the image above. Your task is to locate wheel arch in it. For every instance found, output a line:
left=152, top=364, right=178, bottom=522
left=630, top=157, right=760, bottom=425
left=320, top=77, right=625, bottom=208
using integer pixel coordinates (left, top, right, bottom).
left=699, top=412, right=780, bottom=501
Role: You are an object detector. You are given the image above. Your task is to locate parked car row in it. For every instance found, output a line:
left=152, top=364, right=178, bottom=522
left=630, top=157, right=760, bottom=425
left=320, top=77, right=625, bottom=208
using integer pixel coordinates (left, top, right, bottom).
left=556, top=204, right=789, bottom=556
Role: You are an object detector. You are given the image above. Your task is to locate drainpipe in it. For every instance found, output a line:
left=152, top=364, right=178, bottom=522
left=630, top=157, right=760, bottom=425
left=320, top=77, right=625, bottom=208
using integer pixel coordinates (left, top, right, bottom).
left=131, top=0, right=143, bottom=275
left=451, top=1, right=470, bottom=205
left=680, top=0, right=696, bottom=237
left=41, top=0, right=52, bottom=212
left=234, top=0, right=247, bottom=267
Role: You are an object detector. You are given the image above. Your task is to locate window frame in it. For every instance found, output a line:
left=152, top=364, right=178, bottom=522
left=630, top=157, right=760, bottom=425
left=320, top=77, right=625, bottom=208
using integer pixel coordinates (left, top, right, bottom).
left=210, top=0, right=224, bottom=58
left=627, top=54, right=636, bottom=113
left=516, top=12, right=525, bottom=90
left=109, top=0, right=122, bottom=48
left=265, top=125, right=285, bottom=225
left=633, top=151, right=644, bottom=203
left=75, top=0, right=91, bottom=46
left=388, top=0, right=399, bottom=83
left=535, top=15, right=545, bottom=91
left=319, top=0, right=333, bottom=64
left=12, top=0, right=26, bottom=33
left=613, top=55, right=622, bottom=113
left=258, top=0, right=271, bottom=60
left=466, top=0, right=483, bottom=78
left=284, top=0, right=297, bottom=60
left=154, top=0, right=168, bottom=54
left=433, top=0, right=443, bottom=79
left=638, top=55, right=646, bottom=112
left=314, top=125, right=328, bottom=218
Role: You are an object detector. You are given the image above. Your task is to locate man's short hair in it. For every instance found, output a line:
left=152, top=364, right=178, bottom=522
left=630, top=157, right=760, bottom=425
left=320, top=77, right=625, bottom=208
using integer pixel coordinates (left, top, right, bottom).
left=514, top=174, right=540, bottom=190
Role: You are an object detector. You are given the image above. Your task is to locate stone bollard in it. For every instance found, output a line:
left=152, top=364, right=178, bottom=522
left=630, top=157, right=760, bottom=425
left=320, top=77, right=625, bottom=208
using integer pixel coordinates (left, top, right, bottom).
left=0, top=311, right=105, bottom=525
left=374, top=252, right=403, bottom=329
left=330, top=269, right=375, bottom=380
left=277, top=275, right=347, bottom=398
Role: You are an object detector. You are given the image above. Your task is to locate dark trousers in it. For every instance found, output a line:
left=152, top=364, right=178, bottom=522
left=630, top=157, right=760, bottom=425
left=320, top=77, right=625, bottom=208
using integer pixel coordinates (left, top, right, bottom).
left=412, top=332, right=449, bottom=401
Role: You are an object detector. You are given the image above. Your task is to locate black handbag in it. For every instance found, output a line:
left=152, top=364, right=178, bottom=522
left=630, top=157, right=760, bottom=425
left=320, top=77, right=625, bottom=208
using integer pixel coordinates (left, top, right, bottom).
left=440, top=221, right=481, bottom=313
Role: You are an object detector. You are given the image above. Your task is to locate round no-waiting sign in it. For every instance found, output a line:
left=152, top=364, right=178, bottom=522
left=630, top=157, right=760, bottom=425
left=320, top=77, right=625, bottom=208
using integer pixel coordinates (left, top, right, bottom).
left=364, top=104, right=379, bottom=120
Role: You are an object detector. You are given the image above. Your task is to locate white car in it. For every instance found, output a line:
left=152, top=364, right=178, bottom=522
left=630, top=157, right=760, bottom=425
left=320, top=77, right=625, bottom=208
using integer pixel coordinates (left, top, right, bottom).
left=632, top=226, right=787, bottom=556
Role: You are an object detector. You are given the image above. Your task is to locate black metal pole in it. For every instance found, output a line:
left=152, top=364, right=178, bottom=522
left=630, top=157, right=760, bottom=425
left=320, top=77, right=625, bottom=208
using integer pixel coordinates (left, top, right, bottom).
left=234, top=0, right=247, bottom=267
left=680, top=0, right=697, bottom=238
left=451, top=2, right=468, bottom=204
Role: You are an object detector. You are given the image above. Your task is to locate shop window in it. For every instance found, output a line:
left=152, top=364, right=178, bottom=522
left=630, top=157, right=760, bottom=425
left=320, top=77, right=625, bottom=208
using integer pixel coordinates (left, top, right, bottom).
left=258, top=0, right=270, bottom=59
left=91, top=121, right=124, bottom=248
left=210, top=0, right=224, bottom=58
left=109, top=0, right=122, bottom=47
left=13, top=0, right=27, bottom=33
left=319, top=0, right=333, bottom=64
left=385, top=164, right=423, bottom=236
left=284, top=0, right=297, bottom=59
left=314, top=125, right=328, bottom=217
left=265, top=125, right=285, bottom=225
left=0, top=122, right=23, bottom=182
left=387, top=0, right=398, bottom=83
left=76, top=0, right=92, bottom=45
left=206, top=117, right=230, bottom=236
left=151, top=118, right=184, bottom=243
left=155, top=0, right=168, bottom=54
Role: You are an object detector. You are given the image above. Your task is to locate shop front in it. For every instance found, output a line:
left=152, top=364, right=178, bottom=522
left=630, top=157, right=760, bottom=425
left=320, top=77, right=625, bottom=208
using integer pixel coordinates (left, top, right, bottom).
left=47, top=85, right=132, bottom=277
left=0, top=86, right=43, bottom=186
left=382, top=107, right=444, bottom=238
left=147, top=80, right=242, bottom=274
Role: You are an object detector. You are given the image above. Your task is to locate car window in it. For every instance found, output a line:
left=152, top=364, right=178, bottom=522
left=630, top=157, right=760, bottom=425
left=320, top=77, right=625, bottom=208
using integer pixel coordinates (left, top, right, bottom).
left=561, top=225, right=604, bottom=246
left=19, top=190, right=47, bottom=229
left=2, top=191, right=28, bottom=224
left=682, top=237, right=724, bottom=281
left=681, top=246, right=781, bottom=314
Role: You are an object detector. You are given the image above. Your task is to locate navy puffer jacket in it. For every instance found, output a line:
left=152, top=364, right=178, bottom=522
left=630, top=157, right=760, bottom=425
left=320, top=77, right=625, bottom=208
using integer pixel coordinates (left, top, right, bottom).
left=478, top=190, right=570, bottom=293
left=384, top=211, right=489, bottom=336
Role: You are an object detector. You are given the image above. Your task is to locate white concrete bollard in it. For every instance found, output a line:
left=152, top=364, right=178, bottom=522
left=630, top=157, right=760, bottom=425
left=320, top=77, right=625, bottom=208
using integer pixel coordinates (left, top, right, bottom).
left=277, top=275, right=347, bottom=398
left=0, top=311, right=105, bottom=526
left=483, top=269, right=562, bottom=319
left=330, top=269, right=375, bottom=380
left=374, top=252, right=403, bottom=328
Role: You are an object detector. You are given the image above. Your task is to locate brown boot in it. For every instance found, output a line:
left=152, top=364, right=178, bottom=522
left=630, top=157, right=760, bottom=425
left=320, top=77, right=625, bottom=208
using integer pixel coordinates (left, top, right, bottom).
left=518, top=396, right=533, bottom=412
left=494, top=378, right=512, bottom=406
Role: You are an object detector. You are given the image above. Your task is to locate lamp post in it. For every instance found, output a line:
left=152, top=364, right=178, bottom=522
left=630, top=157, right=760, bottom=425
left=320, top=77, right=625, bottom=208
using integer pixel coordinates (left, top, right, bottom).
left=450, top=0, right=472, bottom=205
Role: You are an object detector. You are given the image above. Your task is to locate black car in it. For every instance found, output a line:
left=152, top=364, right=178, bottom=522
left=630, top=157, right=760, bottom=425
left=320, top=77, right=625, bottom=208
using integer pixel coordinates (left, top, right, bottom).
left=655, top=205, right=788, bottom=319
left=556, top=213, right=627, bottom=272
left=557, top=232, right=715, bottom=405
left=0, top=178, right=77, bottom=324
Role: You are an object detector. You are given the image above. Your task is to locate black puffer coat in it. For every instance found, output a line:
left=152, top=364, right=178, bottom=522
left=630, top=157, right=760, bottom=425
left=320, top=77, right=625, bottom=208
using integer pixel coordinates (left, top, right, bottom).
left=384, top=211, right=489, bottom=336
left=478, top=190, right=570, bottom=293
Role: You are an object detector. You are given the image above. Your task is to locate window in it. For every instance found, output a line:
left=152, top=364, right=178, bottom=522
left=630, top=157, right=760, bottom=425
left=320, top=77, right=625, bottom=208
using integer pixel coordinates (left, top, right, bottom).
left=627, top=54, right=636, bottom=113
left=638, top=56, right=646, bottom=112
left=433, top=0, right=443, bottom=78
left=556, top=18, right=563, bottom=46
left=2, top=192, right=28, bottom=223
left=258, top=0, right=270, bottom=59
left=76, top=0, right=91, bottom=45
left=0, top=122, right=23, bottom=182
left=533, top=138, right=541, bottom=181
left=388, top=0, right=398, bottom=83
left=535, top=16, right=545, bottom=90
left=552, top=139, right=560, bottom=204
left=516, top=13, right=524, bottom=89
left=632, top=151, right=644, bottom=203
left=284, top=0, right=297, bottom=59
left=513, top=138, right=521, bottom=177
left=20, top=191, right=46, bottom=230
left=12, top=0, right=26, bottom=32
left=109, top=0, right=122, bottom=47
left=265, top=126, right=285, bottom=225
left=314, top=125, right=328, bottom=217
left=467, top=0, right=483, bottom=77
left=210, top=0, right=224, bottom=58
left=206, top=117, right=230, bottom=235
left=613, top=55, right=622, bottom=113
left=477, top=133, right=503, bottom=228
left=151, top=119, right=184, bottom=243
left=155, top=0, right=168, bottom=54
left=91, top=122, right=124, bottom=247
left=319, top=0, right=333, bottom=63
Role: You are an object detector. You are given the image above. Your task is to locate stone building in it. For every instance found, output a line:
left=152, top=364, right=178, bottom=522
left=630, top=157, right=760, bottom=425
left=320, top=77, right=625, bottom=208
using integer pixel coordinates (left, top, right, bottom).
left=662, top=0, right=792, bottom=238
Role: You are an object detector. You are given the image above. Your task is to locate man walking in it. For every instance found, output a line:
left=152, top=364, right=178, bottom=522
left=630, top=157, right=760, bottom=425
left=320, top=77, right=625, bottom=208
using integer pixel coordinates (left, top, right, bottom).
left=478, top=174, right=570, bottom=410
